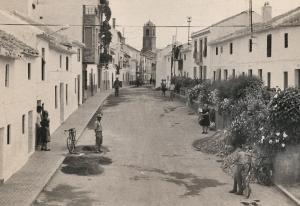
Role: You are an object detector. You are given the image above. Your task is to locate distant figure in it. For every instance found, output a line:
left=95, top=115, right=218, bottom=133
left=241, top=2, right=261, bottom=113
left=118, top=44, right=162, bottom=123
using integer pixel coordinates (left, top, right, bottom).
left=113, top=78, right=121, bottom=97
left=198, top=104, right=210, bottom=134
left=169, top=82, right=175, bottom=101
left=40, top=110, right=50, bottom=151
left=94, top=113, right=103, bottom=153
left=36, top=106, right=42, bottom=149
left=161, top=80, right=167, bottom=97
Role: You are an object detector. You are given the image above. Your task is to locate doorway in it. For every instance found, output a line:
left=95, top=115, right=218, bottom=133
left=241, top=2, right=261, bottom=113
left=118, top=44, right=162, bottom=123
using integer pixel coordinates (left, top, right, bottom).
left=295, top=69, right=300, bottom=88
left=77, top=75, right=81, bottom=106
left=60, top=83, right=65, bottom=123
left=28, top=111, right=33, bottom=153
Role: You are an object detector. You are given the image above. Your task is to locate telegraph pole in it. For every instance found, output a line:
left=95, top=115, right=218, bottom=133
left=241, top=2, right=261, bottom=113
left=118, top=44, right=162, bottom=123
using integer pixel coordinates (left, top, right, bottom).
left=187, top=16, right=192, bottom=45
left=249, top=0, right=253, bottom=36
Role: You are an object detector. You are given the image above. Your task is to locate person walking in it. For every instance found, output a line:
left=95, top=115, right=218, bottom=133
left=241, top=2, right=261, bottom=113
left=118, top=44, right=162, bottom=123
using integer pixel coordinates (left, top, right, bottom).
left=113, top=78, right=121, bottom=97
left=36, top=106, right=42, bottom=149
left=161, top=80, right=167, bottom=97
left=94, top=113, right=103, bottom=153
left=198, top=104, right=210, bottom=134
left=40, top=110, right=50, bottom=151
left=169, top=82, right=175, bottom=101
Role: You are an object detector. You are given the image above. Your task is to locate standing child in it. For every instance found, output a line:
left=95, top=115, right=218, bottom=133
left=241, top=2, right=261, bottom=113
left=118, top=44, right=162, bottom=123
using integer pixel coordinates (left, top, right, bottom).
left=94, top=113, right=103, bottom=153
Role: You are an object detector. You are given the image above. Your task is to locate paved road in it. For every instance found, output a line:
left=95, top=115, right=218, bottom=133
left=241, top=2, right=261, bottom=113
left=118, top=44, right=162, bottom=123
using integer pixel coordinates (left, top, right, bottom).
left=33, top=87, right=295, bottom=206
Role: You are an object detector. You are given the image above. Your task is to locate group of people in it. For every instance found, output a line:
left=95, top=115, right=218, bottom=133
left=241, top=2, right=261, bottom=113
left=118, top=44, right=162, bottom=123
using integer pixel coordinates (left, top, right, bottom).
left=36, top=104, right=51, bottom=151
left=161, top=80, right=175, bottom=101
left=113, top=78, right=122, bottom=97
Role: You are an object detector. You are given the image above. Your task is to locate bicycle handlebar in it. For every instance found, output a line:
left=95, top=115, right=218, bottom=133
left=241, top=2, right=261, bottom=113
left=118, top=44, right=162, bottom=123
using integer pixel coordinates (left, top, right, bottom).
left=64, top=128, right=75, bottom=131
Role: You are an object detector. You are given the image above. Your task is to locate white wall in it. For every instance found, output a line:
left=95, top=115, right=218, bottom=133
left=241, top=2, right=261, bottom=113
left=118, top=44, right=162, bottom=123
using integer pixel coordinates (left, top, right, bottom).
left=210, top=26, right=300, bottom=89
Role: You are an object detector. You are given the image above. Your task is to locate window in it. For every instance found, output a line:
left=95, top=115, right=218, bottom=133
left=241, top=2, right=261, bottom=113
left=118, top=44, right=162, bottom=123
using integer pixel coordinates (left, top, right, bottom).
left=193, top=67, right=197, bottom=78
left=242, top=72, right=245, bottom=77
left=28, top=63, right=31, bottom=80
left=284, top=72, right=288, bottom=89
left=77, top=49, right=81, bottom=62
left=230, top=43, right=233, bottom=54
left=267, top=34, right=272, bottom=57
left=22, top=115, right=25, bottom=134
left=213, top=71, right=216, bottom=81
left=267, top=72, right=271, bottom=88
left=5, top=64, right=9, bottom=87
left=55, top=86, right=58, bottom=109
left=232, top=69, right=236, bottom=79
left=59, top=55, right=62, bottom=68
left=248, top=69, right=253, bottom=77
left=218, top=69, right=222, bottom=81
left=224, top=69, right=228, bottom=80
left=220, top=46, right=223, bottom=54
left=258, top=69, right=263, bottom=80
left=194, top=40, right=198, bottom=55
left=216, top=47, right=219, bottom=55
left=66, top=57, right=69, bottom=71
left=284, top=33, right=288, bottom=48
left=199, top=39, right=203, bottom=62
left=84, top=27, right=93, bottom=48
left=153, top=29, right=155, bottom=36
left=66, top=84, right=68, bottom=105
left=7, top=124, right=10, bottom=144
left=146, top=29, right=150, bottom=36
left=203, top=37, right=207, bottom=57
left=203, top=66, right=207, bottom=80
left=200, top=66, right=203, bottom=80
left=249, top=39, right=253, bottom=52
left=41, top=48, right=45, bottom=81
left=184, top=54, right=186, bottom=61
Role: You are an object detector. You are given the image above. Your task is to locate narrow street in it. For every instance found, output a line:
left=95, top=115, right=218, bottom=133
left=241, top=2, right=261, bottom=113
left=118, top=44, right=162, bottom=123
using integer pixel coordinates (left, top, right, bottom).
left=34, top=88, right=294, bottom=206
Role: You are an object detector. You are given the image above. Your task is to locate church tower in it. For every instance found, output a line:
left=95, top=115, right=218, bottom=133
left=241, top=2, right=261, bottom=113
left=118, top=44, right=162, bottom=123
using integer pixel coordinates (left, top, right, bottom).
left=142, top=20, right=156, bottom=52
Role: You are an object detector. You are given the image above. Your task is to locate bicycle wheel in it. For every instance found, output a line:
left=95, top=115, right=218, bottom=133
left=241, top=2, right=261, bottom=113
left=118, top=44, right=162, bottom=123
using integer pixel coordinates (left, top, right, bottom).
left=67, top=136, right=75, bottom=154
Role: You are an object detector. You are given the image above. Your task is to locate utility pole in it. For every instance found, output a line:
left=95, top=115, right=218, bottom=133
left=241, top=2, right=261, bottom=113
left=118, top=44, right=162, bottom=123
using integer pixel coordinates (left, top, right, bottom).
left=187, top=16, right=192, bottom=45
left=249, top=0, right=253, bottom=36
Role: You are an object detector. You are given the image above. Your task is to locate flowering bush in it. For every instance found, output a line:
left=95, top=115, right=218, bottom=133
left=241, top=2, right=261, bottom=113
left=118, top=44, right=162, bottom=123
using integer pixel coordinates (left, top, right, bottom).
left=268, top=88, right=300, bottom=141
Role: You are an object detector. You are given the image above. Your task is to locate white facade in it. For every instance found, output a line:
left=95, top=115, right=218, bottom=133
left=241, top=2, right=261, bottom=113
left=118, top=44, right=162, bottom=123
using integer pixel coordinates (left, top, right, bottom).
left=124, top=44, right=141, bottom=83
left=155, top=43, right=193, bottom=88
left=209, top=7, right=300, bottom=89
left=0, top=10, right=83, bottom=181
left=191, top=11, right=262, bottom=81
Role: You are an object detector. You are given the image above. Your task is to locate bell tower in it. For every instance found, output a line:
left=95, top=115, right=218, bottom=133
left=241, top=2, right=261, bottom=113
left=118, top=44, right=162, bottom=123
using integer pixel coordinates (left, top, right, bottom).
left=142, top=20, right=156, bottom=52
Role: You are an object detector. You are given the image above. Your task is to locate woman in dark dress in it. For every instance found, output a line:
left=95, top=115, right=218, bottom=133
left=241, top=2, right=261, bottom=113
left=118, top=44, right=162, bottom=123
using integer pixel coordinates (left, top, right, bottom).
left=40, top=111, right=50, bottom=151
left=199, top=104, right=210, bottom=134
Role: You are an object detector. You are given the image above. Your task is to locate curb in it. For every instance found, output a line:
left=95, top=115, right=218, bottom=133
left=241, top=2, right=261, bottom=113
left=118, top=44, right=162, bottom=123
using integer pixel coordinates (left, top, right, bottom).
left=276, top=184, right=300, bottom=206
left=30, top=91, right=111, bottom=206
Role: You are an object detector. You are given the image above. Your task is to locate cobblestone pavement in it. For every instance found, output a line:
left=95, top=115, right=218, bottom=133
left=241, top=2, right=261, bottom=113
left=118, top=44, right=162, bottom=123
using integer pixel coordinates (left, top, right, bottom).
left=34, top=87, right=295, bottom=206
left=0, top=90, right=111, bottom=206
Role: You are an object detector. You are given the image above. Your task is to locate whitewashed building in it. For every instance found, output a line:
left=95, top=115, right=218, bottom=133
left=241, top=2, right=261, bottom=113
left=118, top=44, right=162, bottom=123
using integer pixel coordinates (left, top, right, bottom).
left=191, top=10, right=262, bottom=81
left=209, top=4, right=300, bottom=89
left=124, top=44, right=141, bottom=84
left=0, top=9, right=83, bottom=181
left=155, top=43, right=193, bottom=88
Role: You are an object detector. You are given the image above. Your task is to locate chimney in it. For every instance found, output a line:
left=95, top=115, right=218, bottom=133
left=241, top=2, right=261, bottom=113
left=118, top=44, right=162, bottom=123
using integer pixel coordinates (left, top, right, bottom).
left=112, top=18, right=116, bottom=29
left=262, top=2, right=272, bottom=23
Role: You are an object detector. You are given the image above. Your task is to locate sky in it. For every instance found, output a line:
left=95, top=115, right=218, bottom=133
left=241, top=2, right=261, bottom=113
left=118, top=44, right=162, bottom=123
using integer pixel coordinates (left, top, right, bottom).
left=109, top=0, right=300, bottom=50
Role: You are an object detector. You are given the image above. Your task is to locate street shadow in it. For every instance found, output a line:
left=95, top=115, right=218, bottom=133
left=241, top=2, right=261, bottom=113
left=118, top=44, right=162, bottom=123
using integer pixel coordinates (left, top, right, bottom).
left=33, top=184, right=97, bottom=206
left=125, top=165, right=226, bottom=197
left=61, top=154, right=112, bottom=176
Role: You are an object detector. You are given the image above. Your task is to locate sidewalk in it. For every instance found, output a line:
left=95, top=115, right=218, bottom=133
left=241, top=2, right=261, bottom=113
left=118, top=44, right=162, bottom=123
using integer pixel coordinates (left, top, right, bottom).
left=0, top=90, right=111, bottom=206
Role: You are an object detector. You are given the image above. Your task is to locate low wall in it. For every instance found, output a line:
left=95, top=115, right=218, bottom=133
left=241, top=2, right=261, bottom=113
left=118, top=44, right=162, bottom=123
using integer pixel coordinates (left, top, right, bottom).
left=274, top=145, right=300, bottom=184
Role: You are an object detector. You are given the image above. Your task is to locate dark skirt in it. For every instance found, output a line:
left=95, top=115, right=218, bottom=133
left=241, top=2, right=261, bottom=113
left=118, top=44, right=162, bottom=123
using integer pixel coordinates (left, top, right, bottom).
left=40, top=127, right=50, bottom=143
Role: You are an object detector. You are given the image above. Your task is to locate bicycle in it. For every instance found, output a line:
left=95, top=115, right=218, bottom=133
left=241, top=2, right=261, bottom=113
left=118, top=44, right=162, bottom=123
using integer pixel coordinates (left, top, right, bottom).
left=243, top=152, right=273, bottom=198
left=64, top=128, right=77, bottom=154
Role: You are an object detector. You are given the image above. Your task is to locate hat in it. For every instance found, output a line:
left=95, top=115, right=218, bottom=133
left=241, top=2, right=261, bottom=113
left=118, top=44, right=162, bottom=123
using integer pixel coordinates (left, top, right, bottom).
left=97, top=113, right=103, bottom=118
